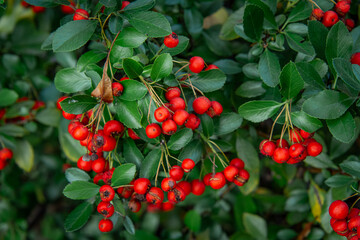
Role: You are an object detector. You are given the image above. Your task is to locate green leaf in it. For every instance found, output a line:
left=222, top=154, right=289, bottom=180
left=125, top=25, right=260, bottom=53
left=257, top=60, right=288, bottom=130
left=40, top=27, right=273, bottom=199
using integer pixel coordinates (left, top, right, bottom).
left=0, top=124, right=28, bottom=137
left=291, top=111, right=323, bottom=133
left=214, top=113, right=243, bottom=135
left=178, top=139, right=203, bottom=164
left=111, top=163, right=137, bottom=187
left=110, top=46, right=133, bottom=67
left=302, top=90, right=354, bottom=119
left=114, top=100, right=142, bottom=129
left=77, top=50, right=107, bottom=72
left=308, top=20, right=329, bottom=60
left=220, top=8, right=244, bottom=40
left=184, top=8, right=203, bottom=38
left=123, top=0, right=155, bottom=13
left=123, top=138, right=144, bottom=169
left=0, top=89, right=18, bottom=107
left=200, top=114, right=214, bottom=138
left=119, top=80, right=147, bottom=101
left=279, top=61, right=304, bottom=99
left=243, top=213, right=267, bottom=239
left=247, top=0, right=277, bottom=29
left=59, top=118, right=86, bottom=162
left=63, top=181, right=100, bottom=200
left=127, top=11, right=171, bottom=37
left=55, top=68, right=92, bottom=93
left=116, top=27, right=147, bottom=48
left=326, top=111, right=355, bottom=143
left=35, top=108, right=61, bottom=127
left=238, top=100, right=283, bottom=123
left=65, top=168, right=91, bottom=183
left=325, top=175, right=355, bottom=188
left=190, top=69, right=226, bottom=92
left=167, top=128, right=193, bottom=151
left=305, top=155, right=337, bottom=169
left=340, top=161, right=360, bottom=178
left=52, top=20, right=97, bottom=52
left=13, top=140, right=34, bottom=172
left=113, top=196, right=126, bottom=215
left=151, top=53, right=173, bottom=81
left=100, top=0, right=116, bottom=8
left=285, top=33, right=315, bottom=56
left=287, top=1, right=311, bottom=23
left=64, top=202, right=93, bottom=232
left=124, top=216, right=135, bottom=235
left=122, top=58, right=144, bottom=79
left=60, top=95, right=98, bottom=114
left=326, top=21, right=353, bottom=75
left=296, top=62, right=326, bottom=90
left=139, top=149, right=162, bottom=179
left=333, top=58, right=360, bottom=90
left=163, top=36, right=189, bottom=56
left=213, top=59, right=242, bottom=74
left=243, top=4, right=264, bottom=41
left=258, top=49, right=280, bottom=87
left=184, top=210, right=201, bottom=233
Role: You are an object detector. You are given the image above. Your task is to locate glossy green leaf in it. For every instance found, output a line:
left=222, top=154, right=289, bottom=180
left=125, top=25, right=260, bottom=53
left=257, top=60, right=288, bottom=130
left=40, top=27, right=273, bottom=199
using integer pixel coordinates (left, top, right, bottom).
left=123, top=0, right=155, bottom=13
left=243, top=4, right=264, bottom=41
left=243, top=213, right=267, bottom=239
left=111, top=163, right=137, bottom=187
left=184, top=210, right=201, bottom=233
left=200, top=114, right=214, bottom=138
left=258, top=49, right=280, bottom=87
left=60, top=95, right=98, bottom=114
left=55, top=68, right=92, bottom=93
left=291, top=111, right=323, bottom=133
left=119, top=80, right=147, bottom=101
left=114, top=99, right=142, bottom=129
left=65, top=168, right=91, bottom=183
left=123, top=138, right=144, bottom=169
left=167, top=128, right=193, bottom=151
left=286, top=1, right=311, bottom=23
left=280, top=61, right=304, bottom=99
left=116, top=27, right=147, bottom=48
left=127, top=11, right=171, bottom=37
left=340, top=161, right=360, bottom=178
left=178, top=139, right=203, bottom=164
left=296, top=62, right=326, bottom=89
left=214, top=113, right=243, bottom=135
left=151, top=53, right=173, bottom=81
left=63, top=181, right=100, bottom=200
left=64, top=202, right=93, bottom=232
left=190, top=69, right=226, bottom=92
left=184, top=8, right=203, bottom=38
left=327, top=111, right=355, bottom=143
left=238, top=100, right=283, bottom=123
left=77, top=50, right=107, bottom=72
left=13, top=140, right=34, bottom=172
left=325, top=175, right=355, bottom=188
left=285, top=33, right=315, bottom=56
left=236, top=81, right=266, bottom=98
left=139, top=149, right=162, bottom=179
left=308, top=20, right=329, bottom=60
left=333, top=58, right=360, bottom=90
left=0, top=89, right=18, bottom=107
left=122, top=58, right=144, bottom=79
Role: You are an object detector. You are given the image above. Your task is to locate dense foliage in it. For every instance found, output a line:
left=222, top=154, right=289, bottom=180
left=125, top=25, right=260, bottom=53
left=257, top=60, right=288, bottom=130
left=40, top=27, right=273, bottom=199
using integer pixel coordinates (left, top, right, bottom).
left=1, top=0, right=360, bottom=239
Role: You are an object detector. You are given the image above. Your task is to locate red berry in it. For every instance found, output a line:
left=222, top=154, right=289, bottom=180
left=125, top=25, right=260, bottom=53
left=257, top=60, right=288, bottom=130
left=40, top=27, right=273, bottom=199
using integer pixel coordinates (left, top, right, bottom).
left=121, top=0, right=130, bottom=9
left=61, top=2, right=75, bottom=14
left=102, top=135, right=116, bottom=151
left=276, top=139, right=289, bottom=148
left=146, top=187, right=164, bottom=205
left=310, top=8, right=324, bottom=21
left=62, top=111, right=76, bottom=120
left=189, top=56, right=205, bottom=73
left=329, top=200, right=349, bottom=219
left=73, top=9, right=89, bottom=21
left=72, top=125, right=89, bottom=141
left=185, top=114, right=200, bottom=130
left=0, top=148, right=13, bottom=160
left=181, top=158, right=195, bottom=172
left=146, top=123, right=161, bottom=138
left=299, top=129, right=313, bottom=139
left=272, top=148, right=290, bottom=164
left=173, top=110, right=189, bottom=125
left=192, top=96, right=211, bottom=115
left=351, top=53, right=360, bottom=66
left=289, top=143, right=307, bottom=159
left=98, top=219, right=113, bottom=232
left=0, top=160, right=8, bottom=170
left=169, top=97, right=186, bottom=112
left=120, top=76, right=129, bottom=81
left=92, top=157, right=106, bottom=173
left=224, top=165, right=239, bottom=182
left=117, top=186, right=133, bottom=199
left=332, top=219, right=349, bottom=235
left=134, top=178, right=151, bottom=195
left=164, top=32, right=179, bottom=48
left=128, top=128, right=140, bottom=140
left=112, top=82, right=124, bottom=96
left=322, top=11, right=339, bottom=27
left=233, top=169, right=250, bottom=187
left=161, top=177, right=176, bottom=192
left=77, top=155, right=92, bottom=172
left=191, top=179, right=205, bottom=195
left=162, top=119, right=177, bottom=135
left=162, top=202, right=175, bottom=212
left=348, top=208, right=360, bottom=219
left=68, top=120, right=82, bottom=135
left=154, top=107, right=170, bottom=122
left=177, top=181, right=192, bottom=196
left=165, top=87, right=181, bottom=101
left=348, top=216, right=360, bottom=232
left=102, top=168, right=115, bottom=185
left=209, top=172, right=226, bottom=189
left=99, top=185, right=115, bottom=202
left=203, top=173, right=212, bottom=186
left=169, top=165, right=184, bottom=181
left=289, top=129, right=302, bottom=143
left=307, top=141, right=323, bottom=157
left=21, top=1, right=30, bottom=8
left=0, top=109, right=6, bottom=120
left=335, top=1, right=350, bottom=16
left=259, top=140, right=276, bottom=156
left=286, top=158, right=303, bottom=165
left=97, top=201, right=114, bottom=218
left=128, top=199, right=141, bottom=212
left=104, top=120, right=124, bottom=136
left=168, top=186, right=186, bottom=203
left=206, top=101, right=223, bottom=117
left=32, top=101, right=45, bottom=111
left=32, top=6, right=46, bottom=13
left=204, top=64, right=219, bottom=71
left=346, top=19, right=355, bottom=31
left=93, top=173, right=104, bottom=184
left=230, top=158, right=245, bottom=169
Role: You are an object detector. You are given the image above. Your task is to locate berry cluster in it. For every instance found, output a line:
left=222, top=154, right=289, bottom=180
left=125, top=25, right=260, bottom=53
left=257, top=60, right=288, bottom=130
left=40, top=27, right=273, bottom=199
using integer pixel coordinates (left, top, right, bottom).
left=259, top=128, right=323, bottom=164
left=329, top=200, right=360, bottom=239
left=0, top=148, right=13, bottom=170
left=310, top=0, right=354, bottom=31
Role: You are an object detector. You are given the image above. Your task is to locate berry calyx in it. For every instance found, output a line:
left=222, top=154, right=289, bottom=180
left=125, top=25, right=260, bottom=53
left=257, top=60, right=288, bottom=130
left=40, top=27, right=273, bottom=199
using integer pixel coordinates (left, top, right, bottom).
left=310, top=8, right=324, bottom=21
left=161, top=177, right=176, bottom=192
left=234, top=169, right=250, bottom=186
left=206, top=101, right=223, bottom=117
left=168, top=186, right=186, bottom=203
left=146, top=187, right=164, bottom=204
left=99, top=185, right=115, bottom=201
left=189, top=56, right=205, bottom=73
left=164, top=32, right=179, bottom=48
left=146, top=123, right=161, bottom=138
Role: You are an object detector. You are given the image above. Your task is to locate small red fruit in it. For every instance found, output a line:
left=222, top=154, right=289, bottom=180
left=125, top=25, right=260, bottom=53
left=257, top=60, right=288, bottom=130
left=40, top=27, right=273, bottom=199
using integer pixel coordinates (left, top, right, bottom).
left=146, top=187, right=164, bottom=204
left=289, top=143, right=307, bottom=159
left=173, top=110, right=189, bottom=125
left=276, top=139, right=289, bottom=148
left=61, top=2, right=75, bottom=14
left=234, top=169, right=250, bottom=187
left=177, top=181, right=192, bottom=195
left=164, top=32, right=179, bottom=48
left=346, top=19, right=355, bottom=31
left=332, top=219, right=349, bottom=235
left=97, top=201, right=114, bottom=218
left=104, top=120, right=124, bottom=136
left=329, top=200, right=349, bottom=219
left=93, top=173, right=104, bottom=184
left=92, top=157, right=106, bottom=173
left=99, top=185, right=115, bottom=202
left=162, top=202, right=175, bottom=212
left=98, top=219, right=113, bottom=232
left=259, top=140, right=276, bottom=156
left=77, top=155, right=92, bottom=172
left=169, top=97, right=186, bottom=111
left=192, top=96, right=211, bottom=114
left=146, top=123, right=162, bottom=138
left=169, top=165, right=184, bottom=181
left=32, top=6, right=46, bottom=13
left=307, top=141, right=323, bottom=157
left=310, top=8, right=324, bottom=21
left=128, top=128, right=141, bottom=140
left=204, top=64, right=219, bottom=71
left=185, top=114, right=200, bottom=130
left=0, top=148, right=13, bottom=160
left=191, top=179, right=205, bottom=195
left=335, top=1, right=350, bottom=16
left=289, top=129, right=302, bottom=143
left=322, top=11, right=339, bottom=27
left=128, top=199, right=141, bottom=212
left=121, top=1, right=130, bottom=10
left=348, top=216, right=360, bottom=232
left=272, top=148, right=290, bottom=164
left=230, top=158, right=245, bottom=169
left=165, top=87, right=181, bottom=101
left=21, top=1, right=30, bottom=8
left=112, top=82, right=124, bottom=96
left=168, top=186, right=186, bottom=203
left=348, top=208, right=360, bottom=218
left=162, top=119, right=177, bottom=135
left=102, top=135, right=116, bottom=152
left=161, top=177, right=176, bottom=192
left=154, top=107, right=170, bottom=122
left=73, top=9, right=89, bottom=21
left=203, top=173, right=212, bottom=186
left=224, top=165, right=239, bottom=182
left=206, top=101, right=223, bottom=117
left=209, top=172, right=226, bottom=189
left=120, top=76, right=130, bottom=81
left=189, top=56, right=205, bottom=73
left=351, top=53, right=360, bottom=66
left=134, top=178, right=151, bottom=195
left=299, top=129, right=314, bottom=139
left=62, top=111, right=76, bottom=120
left=72, top=125, right=89, bottom=141
left=181, top=158, right=195, bottom=172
